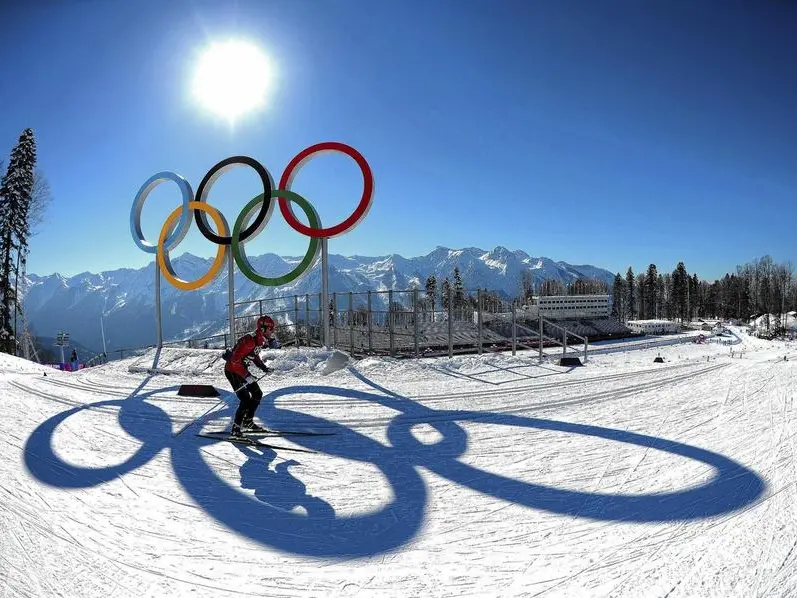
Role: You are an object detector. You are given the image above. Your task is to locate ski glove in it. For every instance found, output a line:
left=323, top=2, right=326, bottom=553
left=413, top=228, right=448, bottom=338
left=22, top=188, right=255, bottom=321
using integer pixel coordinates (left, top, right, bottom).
left=268, top=338, right=281, bottom=349
left=245, top=374, right=256, bottom=385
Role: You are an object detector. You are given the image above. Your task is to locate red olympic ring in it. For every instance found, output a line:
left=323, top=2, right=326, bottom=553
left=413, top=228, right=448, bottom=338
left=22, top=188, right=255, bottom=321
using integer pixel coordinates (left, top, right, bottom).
left=278, top=142, right=374, bottom=238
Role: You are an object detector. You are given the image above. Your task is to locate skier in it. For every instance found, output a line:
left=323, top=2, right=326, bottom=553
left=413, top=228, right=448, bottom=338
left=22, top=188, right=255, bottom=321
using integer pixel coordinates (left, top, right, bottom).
left=224, top=315, right=281, bottom=438
left=70, top=349, right=79, bottom=372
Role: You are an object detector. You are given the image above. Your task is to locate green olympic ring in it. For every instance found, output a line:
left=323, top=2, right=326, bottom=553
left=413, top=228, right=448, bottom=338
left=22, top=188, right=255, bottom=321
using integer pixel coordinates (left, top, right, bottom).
left=232, top=190, right=322, bottom=286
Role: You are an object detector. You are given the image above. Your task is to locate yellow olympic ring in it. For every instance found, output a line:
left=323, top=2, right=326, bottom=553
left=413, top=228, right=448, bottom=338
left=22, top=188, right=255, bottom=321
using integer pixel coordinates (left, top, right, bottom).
left=157, top=201, right=229, bottom=291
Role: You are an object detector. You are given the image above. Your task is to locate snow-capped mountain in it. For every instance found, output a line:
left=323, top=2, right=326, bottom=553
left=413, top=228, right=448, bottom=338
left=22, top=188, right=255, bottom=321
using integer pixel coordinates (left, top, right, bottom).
left=22, top=246, right=615, bottom=353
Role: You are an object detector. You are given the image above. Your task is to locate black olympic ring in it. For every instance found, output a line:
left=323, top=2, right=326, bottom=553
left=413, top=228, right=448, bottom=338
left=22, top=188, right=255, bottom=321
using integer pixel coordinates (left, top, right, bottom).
left=194, top=155, right=274, bottom=245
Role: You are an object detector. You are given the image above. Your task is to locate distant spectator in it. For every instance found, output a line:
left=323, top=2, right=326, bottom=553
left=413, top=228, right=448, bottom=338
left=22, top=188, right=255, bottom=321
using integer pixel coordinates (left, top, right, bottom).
left=70, top=349, right=78, bottom=372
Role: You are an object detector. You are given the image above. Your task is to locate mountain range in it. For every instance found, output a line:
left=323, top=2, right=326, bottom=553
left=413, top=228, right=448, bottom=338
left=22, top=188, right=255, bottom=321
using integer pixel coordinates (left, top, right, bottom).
left=21, top=246, right=615, bottom=355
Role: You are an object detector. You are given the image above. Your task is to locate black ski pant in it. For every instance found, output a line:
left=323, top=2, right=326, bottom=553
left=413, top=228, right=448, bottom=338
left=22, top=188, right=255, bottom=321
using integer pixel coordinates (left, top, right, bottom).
left=225, top=371, right=263, bottom=428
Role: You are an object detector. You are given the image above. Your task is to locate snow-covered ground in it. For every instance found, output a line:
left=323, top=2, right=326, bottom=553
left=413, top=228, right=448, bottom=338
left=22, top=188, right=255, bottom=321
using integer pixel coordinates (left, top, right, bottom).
left=2, top=328, right=796, bottom=597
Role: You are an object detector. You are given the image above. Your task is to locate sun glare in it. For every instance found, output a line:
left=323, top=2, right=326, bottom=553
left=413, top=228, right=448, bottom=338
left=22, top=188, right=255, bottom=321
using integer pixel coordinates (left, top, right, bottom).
left=192, top=40, right=274, bottom=121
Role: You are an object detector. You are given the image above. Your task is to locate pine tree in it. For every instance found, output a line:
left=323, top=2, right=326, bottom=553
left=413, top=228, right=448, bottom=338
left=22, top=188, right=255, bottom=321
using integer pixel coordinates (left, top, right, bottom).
left=520, top=270, right=534, bottom=303
left=0, top=129, right=37, bottom=348
left=672, top=262, right=689, bottom=322
left=425, top=275, right=437, bottom=315
left=656, top=274, right=666, bottom=319
left=637, top=273, right=646, bottom=319
left=663, top=273, right=674, bottom=319
left=645, top=264, right=658, bottom=319
left=625, top=267, right=635, bottom=320
left=441, top=277, right=451, bottom=310
left=611, top=273, right=625, bottom=320
left=453, top=267, right=465, bottom=309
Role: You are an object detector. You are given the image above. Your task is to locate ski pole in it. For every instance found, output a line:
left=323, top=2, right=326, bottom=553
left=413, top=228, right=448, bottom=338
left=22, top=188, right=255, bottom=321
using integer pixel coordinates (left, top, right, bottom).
left=172, top=398, right=225, bottom=438
left=232, top=370, right=270, bottom=394
left=172, top=371, right=270, bottom=438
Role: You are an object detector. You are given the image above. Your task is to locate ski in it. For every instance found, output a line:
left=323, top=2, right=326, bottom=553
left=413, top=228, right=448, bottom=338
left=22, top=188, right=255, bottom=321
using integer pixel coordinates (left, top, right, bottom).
left=196, top=432, right=316, bottom=454
left=203, top=428, right=335, bottom=438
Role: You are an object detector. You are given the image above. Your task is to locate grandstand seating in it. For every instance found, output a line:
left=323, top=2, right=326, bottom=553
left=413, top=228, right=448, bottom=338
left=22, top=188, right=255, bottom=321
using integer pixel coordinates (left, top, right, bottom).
left=583, top=318, right=633, bottom=336
left=329, top=315, right=633, bottom=356
left=513, top=316, right=632, bottom=341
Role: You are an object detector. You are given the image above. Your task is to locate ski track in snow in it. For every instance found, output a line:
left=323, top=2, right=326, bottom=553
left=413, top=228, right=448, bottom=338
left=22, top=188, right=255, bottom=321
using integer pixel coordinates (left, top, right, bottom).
left=0, top=330, right=795, bottom=597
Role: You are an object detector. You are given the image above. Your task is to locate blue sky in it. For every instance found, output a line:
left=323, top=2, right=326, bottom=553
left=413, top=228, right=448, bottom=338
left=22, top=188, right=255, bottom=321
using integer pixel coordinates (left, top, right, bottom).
left=0, top=0, right=794, bottom=282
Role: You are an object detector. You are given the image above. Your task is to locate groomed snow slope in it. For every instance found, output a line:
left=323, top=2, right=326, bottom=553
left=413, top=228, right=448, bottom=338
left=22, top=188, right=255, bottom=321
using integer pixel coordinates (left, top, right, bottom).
left=1, top=329, right=795, bottom=597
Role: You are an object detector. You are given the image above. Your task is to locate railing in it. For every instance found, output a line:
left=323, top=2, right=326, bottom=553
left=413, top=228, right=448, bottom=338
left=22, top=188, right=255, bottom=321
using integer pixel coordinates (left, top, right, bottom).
left=106, top=289, right=636, bottom=362
left=221, top=289, right=597, bottom=361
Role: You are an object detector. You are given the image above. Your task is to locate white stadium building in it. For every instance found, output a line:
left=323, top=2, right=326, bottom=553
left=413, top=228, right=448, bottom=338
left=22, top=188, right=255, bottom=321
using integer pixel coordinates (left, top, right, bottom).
left=520, top=294, right=611, bottom=320
left=625, top=320, right=680, bottom=334
left=477, top=295, right=633, bottom=340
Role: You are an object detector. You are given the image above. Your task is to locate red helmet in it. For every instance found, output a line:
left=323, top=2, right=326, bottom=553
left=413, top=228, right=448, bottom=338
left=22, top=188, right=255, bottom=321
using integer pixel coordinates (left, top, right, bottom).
left=255, top=315, right=275, bottom=345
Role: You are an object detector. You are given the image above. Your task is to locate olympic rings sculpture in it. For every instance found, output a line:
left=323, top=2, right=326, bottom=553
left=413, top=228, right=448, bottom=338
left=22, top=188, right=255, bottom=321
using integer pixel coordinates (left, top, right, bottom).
left=130, top=142, right=374, bottom=290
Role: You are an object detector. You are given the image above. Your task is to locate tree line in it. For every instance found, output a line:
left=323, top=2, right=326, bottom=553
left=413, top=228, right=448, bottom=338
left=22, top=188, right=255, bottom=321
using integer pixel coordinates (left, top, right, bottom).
left=424, top=267, right=469, bottom=312
left=0, top=129, right=51, bottom=354
left=419, top=269, right=610, bottom=315
left=610, top=262, right=695, bottom=322
left=609, top=257, right=795, bottom=325
left=326, top=254, right=794, bottom=329
left=519, top=271, right=609, bottom=299
left=407, top=255, right=795, bottom=327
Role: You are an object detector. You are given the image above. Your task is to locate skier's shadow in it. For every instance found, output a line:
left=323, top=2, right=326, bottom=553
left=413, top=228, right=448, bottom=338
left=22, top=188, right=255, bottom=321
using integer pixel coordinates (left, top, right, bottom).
left=236, top=444, right=334, bottom=519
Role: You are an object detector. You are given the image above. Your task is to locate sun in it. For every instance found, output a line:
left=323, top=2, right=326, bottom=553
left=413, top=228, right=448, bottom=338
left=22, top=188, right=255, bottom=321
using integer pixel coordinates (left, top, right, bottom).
left=192, top=40, right=274, bottom=121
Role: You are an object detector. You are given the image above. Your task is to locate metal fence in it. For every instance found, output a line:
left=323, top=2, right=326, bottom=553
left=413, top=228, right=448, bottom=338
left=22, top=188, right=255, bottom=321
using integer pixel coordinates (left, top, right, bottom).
left=220, top=288, right=595, bottom=361
left=108, top=289, right=627, bottom=362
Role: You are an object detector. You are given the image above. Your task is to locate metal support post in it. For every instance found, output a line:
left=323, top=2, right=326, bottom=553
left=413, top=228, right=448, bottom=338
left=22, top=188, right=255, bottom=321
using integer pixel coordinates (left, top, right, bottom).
left=388, top=289, right=395, bottom=357
left=539, top=308, right=543, bottom=362
left=349, top=291, right=354, bottom=355
left=584, top=337, right=588, bottom=363
left=294, top=295, right=300, bottom=346
left=413, top=288, right=420, bottom=358
left=332, top=292, right=338, bottom=349
left=318, top=292, right=324, bottom=347
left=155, top=262, right=163, bottom=348
left=477, top=289, right=483, bottom=355
left=563, top=326, right=567, bottom=356
left=367, top=291, right=373, bottom=354
left=227, top=250, right=235, bottom=344
left=305, top=294, right=310, bottom=346
left=511, top=304, right=516, bottom=356
left=448, top=287, right=453, bottom=358
left=321, top=238, right=329, bottom=348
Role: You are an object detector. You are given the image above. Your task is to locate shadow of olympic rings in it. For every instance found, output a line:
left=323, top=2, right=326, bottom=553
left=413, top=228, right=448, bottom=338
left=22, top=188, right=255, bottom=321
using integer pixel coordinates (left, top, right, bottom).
left=23, top=371, right=766, bottom=558
left=23, top=377, right=174, bottom=487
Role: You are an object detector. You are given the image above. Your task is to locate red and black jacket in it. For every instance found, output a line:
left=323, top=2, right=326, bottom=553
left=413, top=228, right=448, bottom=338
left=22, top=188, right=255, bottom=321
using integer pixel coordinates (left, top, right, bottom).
left=224, top=334, right=267, bottom=378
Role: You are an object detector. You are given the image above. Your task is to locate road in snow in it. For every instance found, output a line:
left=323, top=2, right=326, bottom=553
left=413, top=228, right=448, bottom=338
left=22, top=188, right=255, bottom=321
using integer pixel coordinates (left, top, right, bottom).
left=1, top=328, right=795, bottom=597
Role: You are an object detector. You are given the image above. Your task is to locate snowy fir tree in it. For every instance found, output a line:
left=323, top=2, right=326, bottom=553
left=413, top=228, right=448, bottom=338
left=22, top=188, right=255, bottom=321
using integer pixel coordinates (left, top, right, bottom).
left=440, top=277, right=451, bottom=310
left=611, top=273, right=625, bottom=321
left=0, top=129, right=37, bottom=349
left=453, top=267, right=465, bottom=309
left=425, top=275, right=437, bottom=313
left=645, top=264, right=658, bottom=319
left=672, top=261, right=689, bottom=322
left=625, top=267, right=635, bottom=320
